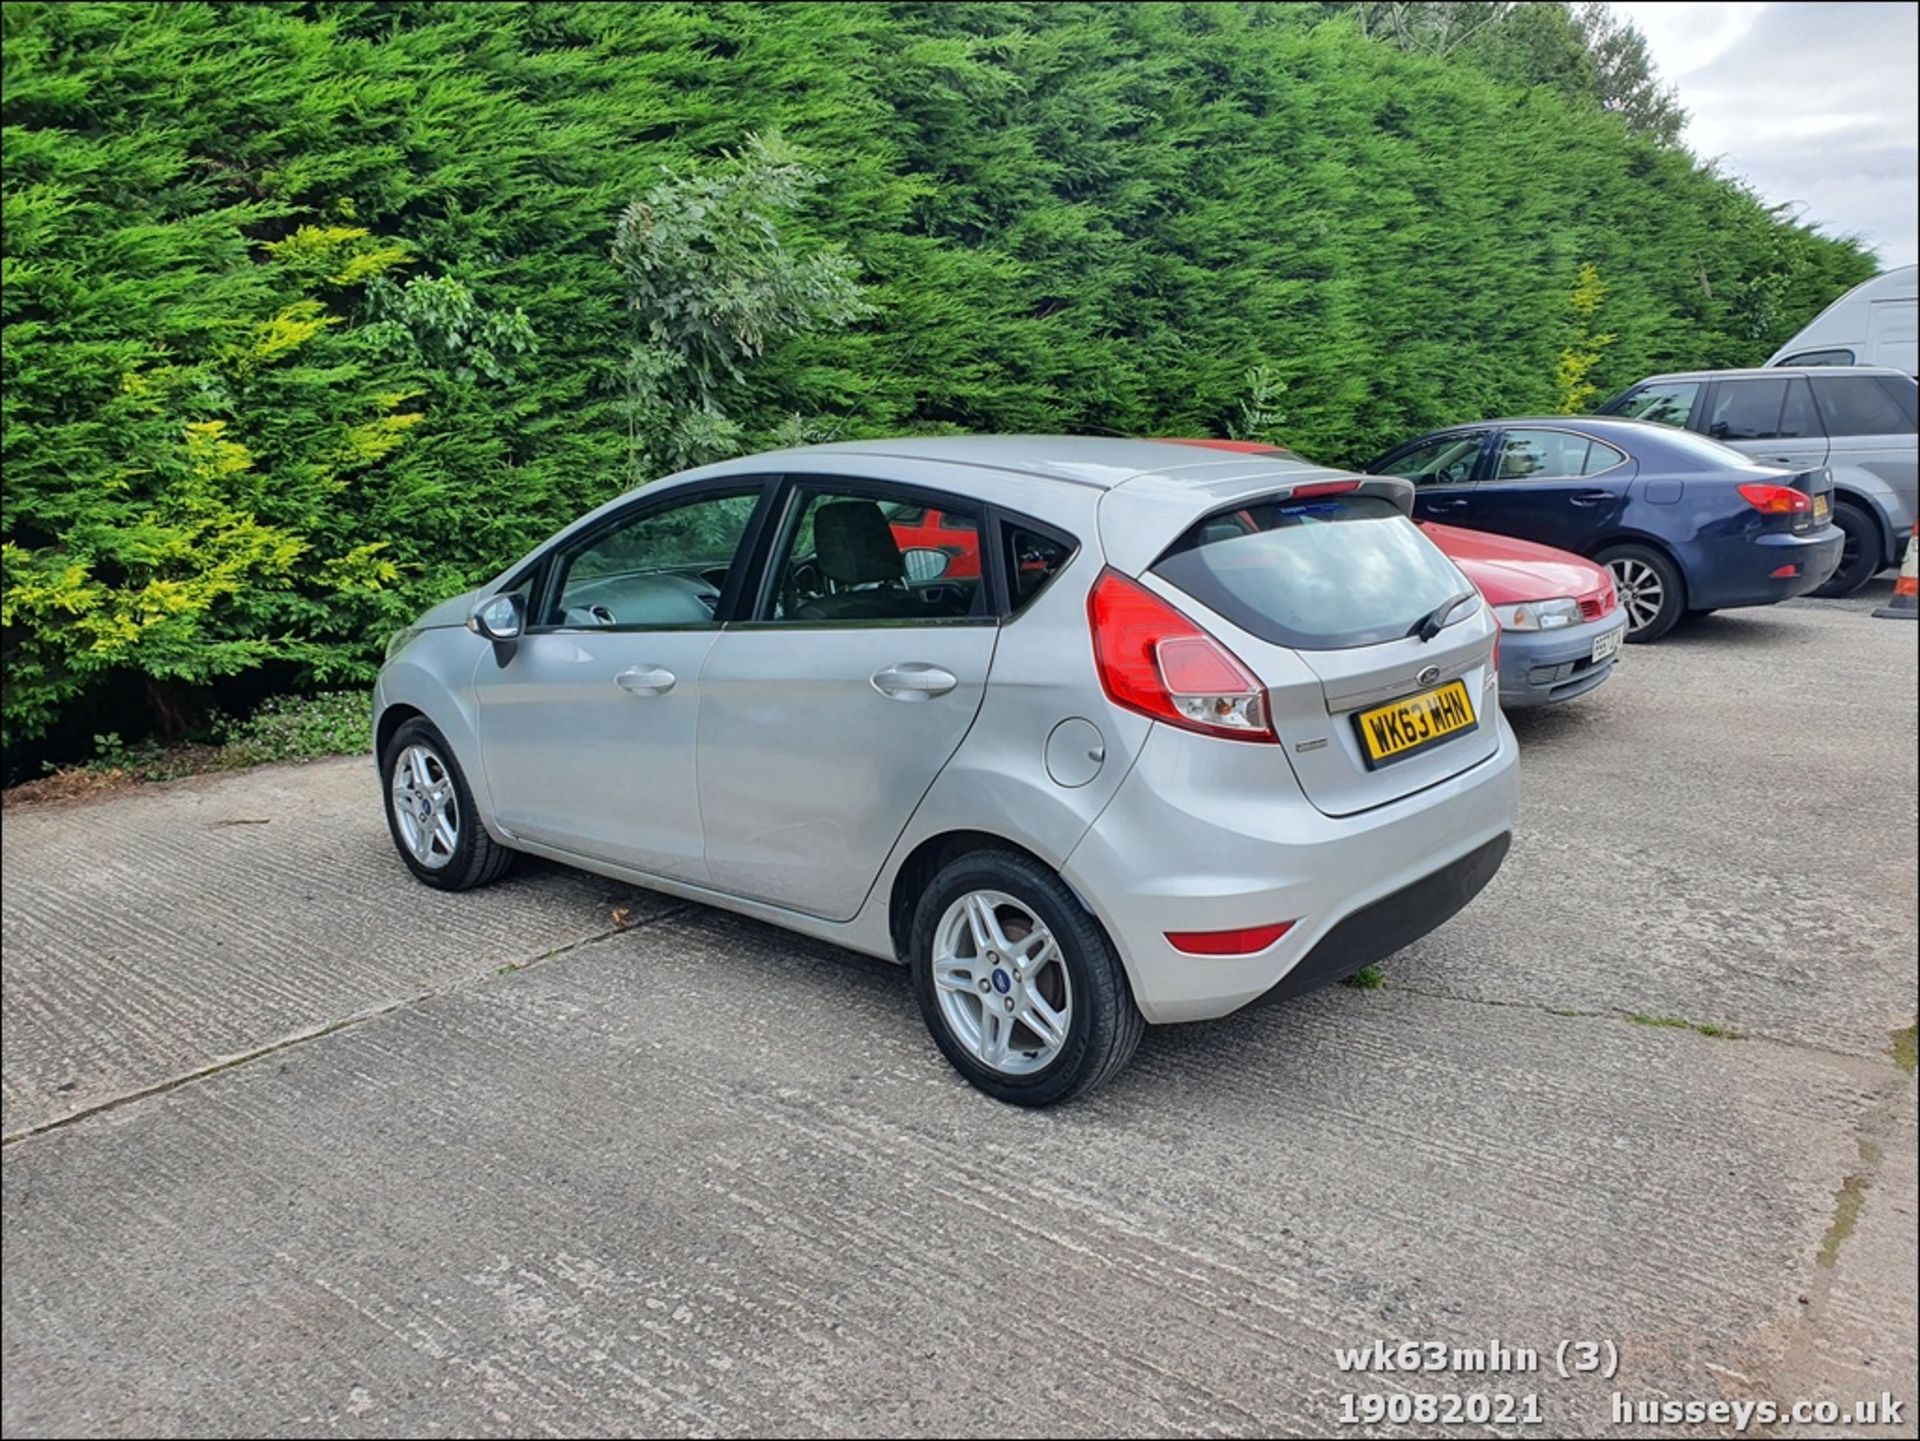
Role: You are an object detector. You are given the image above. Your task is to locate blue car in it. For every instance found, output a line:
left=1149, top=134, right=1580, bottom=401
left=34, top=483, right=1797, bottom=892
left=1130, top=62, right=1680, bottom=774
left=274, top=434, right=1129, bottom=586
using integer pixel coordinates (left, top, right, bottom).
left=1366, top=417, right=1844, bottom=642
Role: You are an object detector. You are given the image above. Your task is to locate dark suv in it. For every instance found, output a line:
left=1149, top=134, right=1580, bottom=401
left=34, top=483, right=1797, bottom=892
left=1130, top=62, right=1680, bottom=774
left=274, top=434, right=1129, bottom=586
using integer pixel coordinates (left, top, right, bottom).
left=1599, top=367, right=1917, bottom=597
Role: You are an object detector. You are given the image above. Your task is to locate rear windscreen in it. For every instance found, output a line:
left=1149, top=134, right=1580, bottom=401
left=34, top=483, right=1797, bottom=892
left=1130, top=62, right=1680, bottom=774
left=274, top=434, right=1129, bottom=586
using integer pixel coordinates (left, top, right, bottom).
left=1151, top=495, right=1470, bottom=650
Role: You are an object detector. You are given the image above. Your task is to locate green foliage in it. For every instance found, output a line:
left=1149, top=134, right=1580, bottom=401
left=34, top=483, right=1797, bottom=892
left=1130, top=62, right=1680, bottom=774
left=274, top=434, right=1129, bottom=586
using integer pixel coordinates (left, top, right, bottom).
left=1554, top=262, right=1618, bottom=414
left=213, top=689, right=372, bottom=768
left=1228, top=365, right=1291, bottom=445
left=60, top=690, right=368, bottom=785
left=609, top=134, right=872, bottom=480
left=365, top=274, right=536, bottom=387
left=1, top=0, right=1877, bottom=759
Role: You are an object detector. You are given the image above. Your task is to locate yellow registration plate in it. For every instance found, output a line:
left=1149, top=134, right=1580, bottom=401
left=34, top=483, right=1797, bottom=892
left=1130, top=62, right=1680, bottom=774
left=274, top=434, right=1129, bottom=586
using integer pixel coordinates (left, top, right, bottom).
left=1813, top=492, right=1831, bottom=521
left=1354, top=680, right=1478, bottom=769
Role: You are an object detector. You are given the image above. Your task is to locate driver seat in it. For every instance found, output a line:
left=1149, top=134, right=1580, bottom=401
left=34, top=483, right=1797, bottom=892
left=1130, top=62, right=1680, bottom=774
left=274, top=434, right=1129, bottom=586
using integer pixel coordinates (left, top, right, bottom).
left=794, top=501, right=911, bottom=620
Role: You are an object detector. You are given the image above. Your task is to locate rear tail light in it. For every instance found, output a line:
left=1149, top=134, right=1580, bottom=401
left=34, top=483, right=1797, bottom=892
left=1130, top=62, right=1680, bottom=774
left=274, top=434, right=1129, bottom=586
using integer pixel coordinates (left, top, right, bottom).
left=1088, top=569, right=1275, bottom=742
left=1166, top=921, right=1295, bottom=955
left=1288, top=480, right=1361, bottom=499
left=1737, top=482, right=1812, bottom=515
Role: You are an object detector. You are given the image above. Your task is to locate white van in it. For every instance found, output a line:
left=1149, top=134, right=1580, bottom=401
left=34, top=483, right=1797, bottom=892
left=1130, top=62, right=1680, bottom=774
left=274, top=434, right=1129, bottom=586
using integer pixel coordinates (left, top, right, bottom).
left=1767, top=265, right=1918, bottom=376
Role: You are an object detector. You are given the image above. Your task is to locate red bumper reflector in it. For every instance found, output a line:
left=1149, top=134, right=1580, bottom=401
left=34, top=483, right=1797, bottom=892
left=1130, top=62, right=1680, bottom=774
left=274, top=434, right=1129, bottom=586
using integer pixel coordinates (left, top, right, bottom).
left=1165, top=921, right=1296, bottom=956
left=1770, top=563, right=1800, bottom=578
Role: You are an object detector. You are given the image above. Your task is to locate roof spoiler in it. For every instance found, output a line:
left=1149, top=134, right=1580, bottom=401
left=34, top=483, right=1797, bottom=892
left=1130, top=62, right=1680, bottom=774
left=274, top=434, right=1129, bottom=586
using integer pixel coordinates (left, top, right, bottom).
left=1259, top=474, right=1414, bottom=516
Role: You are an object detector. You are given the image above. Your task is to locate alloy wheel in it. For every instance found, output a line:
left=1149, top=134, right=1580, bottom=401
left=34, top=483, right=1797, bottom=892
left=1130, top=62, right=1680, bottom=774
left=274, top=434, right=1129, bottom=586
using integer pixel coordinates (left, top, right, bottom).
left=930, top=890, right=1074, bottom=1076
left=1608, top=557, right=1665, bottom=634
left=390, top=743, right=459, bottom=870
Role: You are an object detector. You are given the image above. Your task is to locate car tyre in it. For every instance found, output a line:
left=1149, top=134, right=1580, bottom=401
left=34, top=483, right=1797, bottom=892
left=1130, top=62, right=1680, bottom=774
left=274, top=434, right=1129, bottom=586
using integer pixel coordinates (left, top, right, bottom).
left=1596, top=543, right=1685, bottom=643
left=1811, top=501, right=1880, bottom=599
left=381, top=717, right=516, bottom=891
left=910, top=849, right=1144, bottom=1107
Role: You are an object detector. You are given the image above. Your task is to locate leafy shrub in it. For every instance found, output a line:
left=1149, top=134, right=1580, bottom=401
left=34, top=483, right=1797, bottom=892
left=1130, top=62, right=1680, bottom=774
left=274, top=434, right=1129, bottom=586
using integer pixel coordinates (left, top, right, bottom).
left=213, top=690, right=371, bottom=768
left=1, top=1, right=1876, bottom=760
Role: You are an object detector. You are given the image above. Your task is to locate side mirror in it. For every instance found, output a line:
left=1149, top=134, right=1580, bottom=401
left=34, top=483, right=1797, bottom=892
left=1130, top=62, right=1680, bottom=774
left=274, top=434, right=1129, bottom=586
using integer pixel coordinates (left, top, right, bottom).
left=467, top=592, right=525, bottom=642
left=903, top=547, right=951, bottom=583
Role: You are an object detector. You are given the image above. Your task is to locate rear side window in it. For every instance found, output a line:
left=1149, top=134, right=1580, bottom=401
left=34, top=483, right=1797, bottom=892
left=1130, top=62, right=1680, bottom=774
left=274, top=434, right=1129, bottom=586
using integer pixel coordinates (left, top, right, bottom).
left=1493, top=429, right=1625, bottom=479
left=1005, top=523, right=1075, bottom=613
left=1780, top=349, right=1855, bottom=367
left=1151, top=494, right=1468, bottom=651
left=1813, top=375, right=1916, bottom=436
left=1607, top=381, right=1699, bottom=427
left=1706, top=379, right=1788, bottom=441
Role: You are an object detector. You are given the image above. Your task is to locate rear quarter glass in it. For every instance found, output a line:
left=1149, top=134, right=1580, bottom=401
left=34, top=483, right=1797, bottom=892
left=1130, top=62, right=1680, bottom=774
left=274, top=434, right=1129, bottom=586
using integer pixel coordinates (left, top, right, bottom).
left=1151, top=495, right=1468, bottom=650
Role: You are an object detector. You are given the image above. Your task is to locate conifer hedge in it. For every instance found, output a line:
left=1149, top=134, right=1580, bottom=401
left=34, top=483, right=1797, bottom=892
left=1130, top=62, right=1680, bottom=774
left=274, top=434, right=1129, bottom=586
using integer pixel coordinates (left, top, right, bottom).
left=0, top=1, right=1875, bottom=759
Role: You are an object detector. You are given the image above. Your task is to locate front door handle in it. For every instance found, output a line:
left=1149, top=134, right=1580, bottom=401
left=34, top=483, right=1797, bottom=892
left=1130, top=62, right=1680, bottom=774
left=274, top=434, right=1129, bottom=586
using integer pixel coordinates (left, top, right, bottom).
left=871, top=663, right=958, bottom=701
left=615, top=666, right=676, bottom=696
left=1568, top=489, right=1613, bottom=507
left=1426, top=497, right=1469, bottom=512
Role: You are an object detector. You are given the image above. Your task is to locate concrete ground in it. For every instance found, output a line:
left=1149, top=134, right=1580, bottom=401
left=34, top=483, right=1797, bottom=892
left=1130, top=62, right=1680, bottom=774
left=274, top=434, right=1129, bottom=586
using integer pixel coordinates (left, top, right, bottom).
left=3, top=582, right=1914, bottom=1438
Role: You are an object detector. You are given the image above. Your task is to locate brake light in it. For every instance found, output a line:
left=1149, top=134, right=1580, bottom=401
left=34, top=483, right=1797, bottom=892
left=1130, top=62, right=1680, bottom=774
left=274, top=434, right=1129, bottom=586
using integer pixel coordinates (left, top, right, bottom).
left=1738, top=482, right=1811, bottom=515
left=1288, top=480, right=1361, bottom=499
left=1166, top=921, right=1296, bottom=956
left=1088, top=569, right=1275, bottom=742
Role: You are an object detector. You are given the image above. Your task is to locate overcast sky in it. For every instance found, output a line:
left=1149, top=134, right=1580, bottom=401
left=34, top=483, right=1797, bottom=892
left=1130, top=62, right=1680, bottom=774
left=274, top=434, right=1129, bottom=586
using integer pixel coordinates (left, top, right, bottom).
left=1614, top=1, right=1918, bottom=269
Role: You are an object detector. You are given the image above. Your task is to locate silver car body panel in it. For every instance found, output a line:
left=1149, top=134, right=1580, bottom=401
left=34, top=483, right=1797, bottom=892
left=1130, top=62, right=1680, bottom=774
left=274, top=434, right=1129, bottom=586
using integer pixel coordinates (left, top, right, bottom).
left=474, top=627, right=723, bottom=880
left=374, top=437, right=1519, bottom=1022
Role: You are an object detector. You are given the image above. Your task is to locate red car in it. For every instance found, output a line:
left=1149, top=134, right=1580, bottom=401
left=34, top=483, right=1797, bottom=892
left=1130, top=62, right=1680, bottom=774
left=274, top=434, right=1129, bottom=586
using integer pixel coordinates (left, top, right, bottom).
left=1162, top=439, right=1626, bottom=707
left=1421, top=521, right=1625, bottom=708
left=886, top=502, right=981, bottom=579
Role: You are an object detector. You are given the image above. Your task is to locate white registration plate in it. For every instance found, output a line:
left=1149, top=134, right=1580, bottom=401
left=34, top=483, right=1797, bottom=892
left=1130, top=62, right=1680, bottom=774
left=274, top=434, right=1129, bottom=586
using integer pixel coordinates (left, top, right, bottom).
left=1592, top=628, right=1624, bottom=664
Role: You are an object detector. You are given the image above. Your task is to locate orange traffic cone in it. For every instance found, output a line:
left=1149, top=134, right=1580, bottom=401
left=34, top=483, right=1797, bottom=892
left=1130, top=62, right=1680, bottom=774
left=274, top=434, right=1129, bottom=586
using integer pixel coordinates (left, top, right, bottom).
left=1875, top=522, right=1918, bottom=620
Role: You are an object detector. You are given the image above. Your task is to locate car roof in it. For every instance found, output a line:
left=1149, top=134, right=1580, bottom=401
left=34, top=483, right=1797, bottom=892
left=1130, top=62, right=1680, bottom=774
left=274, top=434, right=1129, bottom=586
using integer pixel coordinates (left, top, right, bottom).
left=1392, top=415, right=1678, bottom=441
left=1631, top=365, right=1915, bottom=382
left=728, top=435, right=1333, bottom=491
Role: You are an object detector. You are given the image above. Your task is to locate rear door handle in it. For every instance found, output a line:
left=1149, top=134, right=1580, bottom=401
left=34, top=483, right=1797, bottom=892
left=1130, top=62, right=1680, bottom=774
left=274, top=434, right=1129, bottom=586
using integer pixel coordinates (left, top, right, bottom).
left=1568, top=489, right=1613, bottom=507
left=871, top=663, right=958, bottom=701
left=615, top=666, right=676, bottom=696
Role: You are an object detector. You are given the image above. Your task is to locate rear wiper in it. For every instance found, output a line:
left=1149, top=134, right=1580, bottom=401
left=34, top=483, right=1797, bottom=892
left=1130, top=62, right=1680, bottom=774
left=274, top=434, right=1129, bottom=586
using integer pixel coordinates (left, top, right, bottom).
left=1408, top=590, right=1478, bottom=643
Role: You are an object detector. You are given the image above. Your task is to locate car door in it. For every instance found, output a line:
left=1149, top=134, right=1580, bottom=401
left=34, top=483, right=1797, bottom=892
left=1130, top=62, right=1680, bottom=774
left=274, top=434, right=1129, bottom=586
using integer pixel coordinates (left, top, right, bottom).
left=1811, top=371, right=1920, bottom=534
left=696, top=479, right=999, bottom=920
left=472, top=483, right=770, bottom=880
left=1702, top=375, right=1830, bottom=472
left=1374, top=431, right=1492, bottom=523
left=1474, top=427, right=1634, bottom=554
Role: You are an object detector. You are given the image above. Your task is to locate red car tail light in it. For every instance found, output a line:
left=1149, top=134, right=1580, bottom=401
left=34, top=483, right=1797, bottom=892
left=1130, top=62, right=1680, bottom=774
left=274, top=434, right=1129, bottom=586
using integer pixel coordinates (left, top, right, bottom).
left=1165, top=921, right=1296, bottom=955
left=1737, top=482, right=1811, bottom=515
left=1088, top=569, right=1275, bottom=742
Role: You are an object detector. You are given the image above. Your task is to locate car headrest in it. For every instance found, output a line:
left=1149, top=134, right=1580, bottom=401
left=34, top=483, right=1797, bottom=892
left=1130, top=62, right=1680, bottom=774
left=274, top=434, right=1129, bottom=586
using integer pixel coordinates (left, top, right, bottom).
left=814, top=501, right=904, bottom=586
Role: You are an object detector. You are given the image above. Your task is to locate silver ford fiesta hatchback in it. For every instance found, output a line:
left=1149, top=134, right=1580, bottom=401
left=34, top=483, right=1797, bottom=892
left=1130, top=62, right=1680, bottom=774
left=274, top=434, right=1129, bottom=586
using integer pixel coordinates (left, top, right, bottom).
left=375, top=438, right=1518, bottom=1104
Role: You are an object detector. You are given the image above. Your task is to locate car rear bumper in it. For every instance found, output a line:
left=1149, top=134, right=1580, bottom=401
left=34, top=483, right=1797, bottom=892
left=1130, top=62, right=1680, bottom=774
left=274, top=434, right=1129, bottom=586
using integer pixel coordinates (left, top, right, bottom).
left=1061, top=702, right=1519, bottom=1024
left=1497, top=610, right=1628, bottom=709
left=1687, top=525, right=1845, bottom=610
